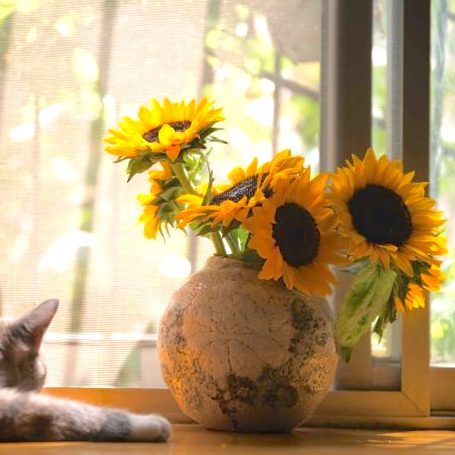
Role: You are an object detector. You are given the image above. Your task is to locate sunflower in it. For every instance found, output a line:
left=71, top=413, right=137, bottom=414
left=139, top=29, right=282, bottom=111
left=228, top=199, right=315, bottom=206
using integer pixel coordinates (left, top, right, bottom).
left=104, top=97, right=224, bottom=161
left=327, top=148, right=447, bottom=276
left=137, top=162, right=183, bottom=239
left=176, top=150, right=304, bottom=229
left=242, top=172, right=345, bottom=296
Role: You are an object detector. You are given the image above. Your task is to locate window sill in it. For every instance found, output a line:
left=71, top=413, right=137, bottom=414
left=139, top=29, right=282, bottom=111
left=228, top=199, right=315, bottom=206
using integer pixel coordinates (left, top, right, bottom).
left=1, top=425, right=455, bottom=454
left=43, top=387, right=455, bottom=430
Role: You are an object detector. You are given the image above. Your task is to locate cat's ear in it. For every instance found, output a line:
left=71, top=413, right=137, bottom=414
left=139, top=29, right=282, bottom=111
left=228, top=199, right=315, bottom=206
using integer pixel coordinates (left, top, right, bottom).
left=10, top=299, right=59, bottom=354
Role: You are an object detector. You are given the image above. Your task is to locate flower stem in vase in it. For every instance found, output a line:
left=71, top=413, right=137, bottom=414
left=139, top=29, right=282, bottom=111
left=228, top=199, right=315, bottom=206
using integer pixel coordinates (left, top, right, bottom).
left=171, top=161, right=227, bottom=256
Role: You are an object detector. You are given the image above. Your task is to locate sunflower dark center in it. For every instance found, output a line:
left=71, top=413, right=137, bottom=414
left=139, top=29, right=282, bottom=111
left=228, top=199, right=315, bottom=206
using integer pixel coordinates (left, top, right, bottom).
left=272, top=202, right=320, bottom=267
left=210, top=174, right=271, bottom=205
left=348, top=184, right=412, bottom=246
left=143, top=120, right=191, bottom=143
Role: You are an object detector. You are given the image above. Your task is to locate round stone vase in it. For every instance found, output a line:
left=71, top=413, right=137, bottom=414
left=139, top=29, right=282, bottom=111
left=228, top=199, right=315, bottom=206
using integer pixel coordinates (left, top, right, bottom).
left=158, top=256, right=337, bottom=432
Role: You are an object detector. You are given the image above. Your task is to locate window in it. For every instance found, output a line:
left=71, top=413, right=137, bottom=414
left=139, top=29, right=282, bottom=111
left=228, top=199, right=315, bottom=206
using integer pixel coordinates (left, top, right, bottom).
left=0, top=0, right=453, bottom=427
left=0, top=0, right=322, bottom=387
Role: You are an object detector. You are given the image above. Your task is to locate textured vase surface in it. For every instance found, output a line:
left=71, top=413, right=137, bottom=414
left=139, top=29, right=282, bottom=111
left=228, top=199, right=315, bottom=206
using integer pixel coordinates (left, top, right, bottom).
left=158, top=256, right=338, bottom=432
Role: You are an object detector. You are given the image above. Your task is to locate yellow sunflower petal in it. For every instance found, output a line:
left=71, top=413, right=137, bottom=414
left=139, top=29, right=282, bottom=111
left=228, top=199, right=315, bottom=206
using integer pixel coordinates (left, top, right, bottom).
left=228, top=167, right=247, bottom=183
left=394, top=255, right=414, bottom=276
left=395, top=296, right=406, bottom=312
left=177, top=194, right=204, bottom=205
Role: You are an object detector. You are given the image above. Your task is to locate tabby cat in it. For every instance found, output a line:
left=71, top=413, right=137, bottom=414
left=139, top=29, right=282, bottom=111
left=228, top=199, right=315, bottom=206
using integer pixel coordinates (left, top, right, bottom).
left=0, top=299, right=170, bottom=442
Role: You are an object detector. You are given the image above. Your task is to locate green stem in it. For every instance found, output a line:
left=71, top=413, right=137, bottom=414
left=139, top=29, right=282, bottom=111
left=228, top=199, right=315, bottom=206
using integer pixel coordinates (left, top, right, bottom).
left=225, top=232, right=240, bottom=254
left=211, top=231, right=227, bottom=256
left=171, top=162, right=227, bottom=256
left=171, top=162, right=198, bottom=195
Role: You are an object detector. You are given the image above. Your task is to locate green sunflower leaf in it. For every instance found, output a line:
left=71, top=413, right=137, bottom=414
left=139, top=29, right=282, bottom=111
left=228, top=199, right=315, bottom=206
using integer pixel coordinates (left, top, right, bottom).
left=199, top=123, right=223, bottom=139
left=159, top=186, right=183, bottom=202
left=335, top=263, right=397, bottom=363
left=373, top=292, right=398, bottom=339
left=161, top=177, right=181, bottom=190
left=202, top=162, right=215, bottom=205
left=113, top=156, right=130, bottom=163
left=337, top=258, right=370, bottom=275
left=158, top=202, right=177, bottom=218
left=207, top=136, right=228, bottom=144
left=126, top=154, right=156, bottom=181
left=185, top=216, right=218, bottom=237
left=192, top=223, right=220, bottom=236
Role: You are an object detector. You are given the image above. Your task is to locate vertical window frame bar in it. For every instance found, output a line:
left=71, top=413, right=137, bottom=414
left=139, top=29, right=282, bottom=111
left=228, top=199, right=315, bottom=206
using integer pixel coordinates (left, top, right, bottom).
left=401, top=0, right=431, bottom=416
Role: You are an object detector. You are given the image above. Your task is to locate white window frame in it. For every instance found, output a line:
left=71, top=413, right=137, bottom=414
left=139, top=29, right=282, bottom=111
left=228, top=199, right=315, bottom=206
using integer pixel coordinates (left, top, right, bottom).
left=42, top=0, right=455, bottom=428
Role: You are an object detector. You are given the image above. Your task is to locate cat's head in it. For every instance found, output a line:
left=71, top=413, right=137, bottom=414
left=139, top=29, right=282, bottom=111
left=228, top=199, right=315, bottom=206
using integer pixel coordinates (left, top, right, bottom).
left=0, top=299, right=58, bottom=391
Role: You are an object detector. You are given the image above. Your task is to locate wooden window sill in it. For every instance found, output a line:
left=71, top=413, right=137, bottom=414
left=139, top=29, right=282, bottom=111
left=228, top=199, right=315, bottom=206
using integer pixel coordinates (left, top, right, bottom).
left=1, top=425, right=455, bottom=454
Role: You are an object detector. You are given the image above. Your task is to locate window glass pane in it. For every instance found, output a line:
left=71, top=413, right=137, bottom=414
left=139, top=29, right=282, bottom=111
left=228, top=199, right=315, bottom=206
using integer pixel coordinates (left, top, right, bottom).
left=430, top=0, right=455, bottom=366
left=372, top=0, right=387, bottom=158
left=0, top=0, right=321, bottom=386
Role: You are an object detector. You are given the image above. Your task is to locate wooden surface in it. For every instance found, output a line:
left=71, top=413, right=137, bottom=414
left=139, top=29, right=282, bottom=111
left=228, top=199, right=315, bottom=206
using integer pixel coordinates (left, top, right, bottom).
left=1, top=425, right=455, bottom=455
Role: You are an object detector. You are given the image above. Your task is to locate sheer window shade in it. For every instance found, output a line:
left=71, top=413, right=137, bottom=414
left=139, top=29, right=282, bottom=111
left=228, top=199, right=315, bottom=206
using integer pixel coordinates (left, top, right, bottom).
left=0, top=0, right=322, bottom=387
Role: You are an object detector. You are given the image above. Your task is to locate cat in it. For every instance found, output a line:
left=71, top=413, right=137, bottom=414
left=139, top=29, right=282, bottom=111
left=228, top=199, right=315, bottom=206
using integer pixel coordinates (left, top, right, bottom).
left=0, top=299, right=170, bottom=442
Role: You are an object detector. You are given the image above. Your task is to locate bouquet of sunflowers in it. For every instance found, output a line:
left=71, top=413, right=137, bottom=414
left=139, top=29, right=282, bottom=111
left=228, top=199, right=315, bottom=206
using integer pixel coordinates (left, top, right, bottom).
left=105, top=98, right=447, bottom=362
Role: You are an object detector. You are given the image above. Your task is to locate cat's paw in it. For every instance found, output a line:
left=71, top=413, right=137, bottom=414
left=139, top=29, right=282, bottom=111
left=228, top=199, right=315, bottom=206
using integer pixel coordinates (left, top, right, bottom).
left=129, top=414, right=171, bottom=442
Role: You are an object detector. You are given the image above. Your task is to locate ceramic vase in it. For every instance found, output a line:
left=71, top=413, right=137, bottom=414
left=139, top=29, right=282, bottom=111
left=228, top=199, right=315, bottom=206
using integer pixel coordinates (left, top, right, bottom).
left=158, top=256, right=337, bottom=432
